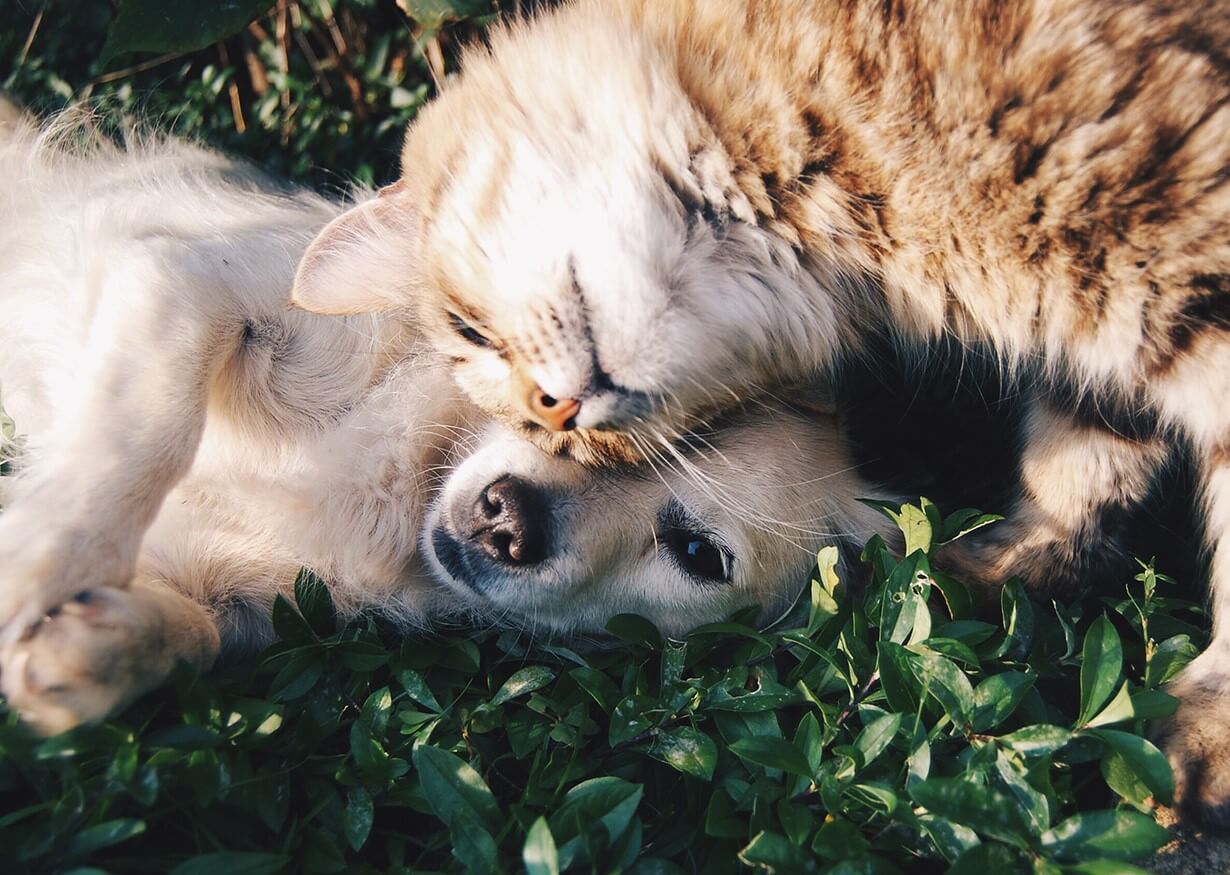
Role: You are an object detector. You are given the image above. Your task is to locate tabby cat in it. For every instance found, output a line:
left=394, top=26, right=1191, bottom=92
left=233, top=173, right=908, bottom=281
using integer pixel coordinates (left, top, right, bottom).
left=291, top=0, right=1230, bottom=825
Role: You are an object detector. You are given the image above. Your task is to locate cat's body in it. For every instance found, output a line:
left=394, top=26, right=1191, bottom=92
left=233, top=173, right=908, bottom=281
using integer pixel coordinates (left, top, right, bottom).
left=291, top=0, right=1230, bottom=824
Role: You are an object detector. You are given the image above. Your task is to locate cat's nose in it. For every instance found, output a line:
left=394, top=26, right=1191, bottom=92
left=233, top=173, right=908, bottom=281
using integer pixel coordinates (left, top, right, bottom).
left=469, top=476, right=549, bottom=566
left=529, top=387, right=581, bottom=431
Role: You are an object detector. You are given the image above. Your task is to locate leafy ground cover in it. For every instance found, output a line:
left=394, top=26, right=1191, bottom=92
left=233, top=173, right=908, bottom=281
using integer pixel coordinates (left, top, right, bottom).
left=0, top=501, right=1207, bottom=872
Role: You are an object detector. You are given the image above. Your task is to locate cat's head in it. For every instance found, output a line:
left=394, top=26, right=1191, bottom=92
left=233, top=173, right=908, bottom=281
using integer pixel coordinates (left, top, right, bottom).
left=291, top=5, right=846, bottom=463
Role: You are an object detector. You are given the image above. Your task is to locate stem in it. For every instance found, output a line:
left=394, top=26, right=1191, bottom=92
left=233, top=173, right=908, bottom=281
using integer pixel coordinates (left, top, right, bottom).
left=835, top=670, right=880, bottom=727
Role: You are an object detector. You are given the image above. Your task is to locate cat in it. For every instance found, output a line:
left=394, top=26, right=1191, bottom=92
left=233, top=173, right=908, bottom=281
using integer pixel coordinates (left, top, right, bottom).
left=289, top=0, right=1230, bottom=824
left=0, top=104, right=894, bottom=734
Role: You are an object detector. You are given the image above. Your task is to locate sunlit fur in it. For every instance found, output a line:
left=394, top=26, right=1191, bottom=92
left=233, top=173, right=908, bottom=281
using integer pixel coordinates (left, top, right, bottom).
left=0, top=109, right=891, bottom=734
left=291, top=0, right=1230, bottom=825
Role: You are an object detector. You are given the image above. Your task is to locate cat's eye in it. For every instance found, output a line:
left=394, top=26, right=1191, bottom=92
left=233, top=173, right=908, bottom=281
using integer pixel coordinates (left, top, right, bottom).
left=448, top=312, right=492, bottom=349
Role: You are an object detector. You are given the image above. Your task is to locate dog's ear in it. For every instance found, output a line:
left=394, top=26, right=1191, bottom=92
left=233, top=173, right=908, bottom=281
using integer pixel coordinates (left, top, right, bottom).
left=291, top=181, right=419, bottom=314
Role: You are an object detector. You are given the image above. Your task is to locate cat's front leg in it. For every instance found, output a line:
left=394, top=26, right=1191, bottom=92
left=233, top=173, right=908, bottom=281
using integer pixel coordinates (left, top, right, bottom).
left=0, top=244, right=245, bottom=642
left=1163, top=454, right=1230, bottom=830
left=0, top=580, right=219, bottom=734
left=935, top=400, right=1166, bottom=593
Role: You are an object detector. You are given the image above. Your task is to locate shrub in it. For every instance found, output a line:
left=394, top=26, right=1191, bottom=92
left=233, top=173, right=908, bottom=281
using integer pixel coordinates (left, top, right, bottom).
left=0, top=501, right=1204, bottom=872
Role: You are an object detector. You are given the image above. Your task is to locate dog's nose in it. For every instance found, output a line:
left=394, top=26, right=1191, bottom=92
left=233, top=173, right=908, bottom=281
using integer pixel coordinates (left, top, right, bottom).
left=469, top=476, right=548, bottom=565
left=529, top=386, right=581, bottom=431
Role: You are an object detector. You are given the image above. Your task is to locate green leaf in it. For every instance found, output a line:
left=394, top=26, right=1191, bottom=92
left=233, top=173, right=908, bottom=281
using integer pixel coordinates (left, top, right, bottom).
left=908, top=778, right=1033, bottom=847
left=930, top=571, right=976, bottom=621
left=1101, top=748, right=1153, bottom=808
left=972, top=672, right=1035, bottom=732
left=569, top=667, right=621, bottom=712
left=809, top=546, right=844, bottom=636
left=169, top=854, right=290, bottom=875
left=267, top=650, right=324, bottom=701
left=398, top=668, right=443, bottom=712
left=343, top=787, right=374, bottom=852
left=998, top=724, right=1074, bottom=756
left=991, top=580, right=1034, bottom=660
left=448, top=809, right=502, bottom=874
left=270, top=594, right=317, bottom=645
left=360, top=686, right=395, bottom=736
left=605, top=614, right=662, bottom=649
left=1128, top=688, right=1178, bottom=721
left=946, top=843, right=1027, bottom=874
left=853, top=713, right=902, bottom=771
left=1146, top=635, right=1199, bottom=688
left=609, top=696, right=655, bottom=746
left=738, top=830, right=817, bottom=873
left=1040, top=810, right=1170, bottom=861
left=878, top=641, right=921, bottom=713
left=938, top=509, right=1004, bottom=544
left=64, top=819, right=146, bottom=857
left=411, top=743, right=501, bottom=834
left=1083, top=683, right=1134, bottom=729
left=729, top=737, right=814, bottom=778
left=994, top=750, right=1050, bottom=835
left=776, top=799, right=813, bottom=845
left=911, top=647, right=975, bottom=727
left=101, top=0, right=278, bottom=64
left=491, top=666, right=557, bottom=706
left=897, top=501, right=934, bottom=555
left=293, top=568, right=336, bottom=635
left=548, top=777, right=643, bottom=870
left=811, top=817, right=870, bottom=861
left=398, top=0, right=492, bottom=32
left=523, top=817, right=560, bottom=875
left=1087, top=729, right=1174, bottom=805
left=652, top=727, right=717, bottom=781
left=1078, top=616, right=1123, bottom=725
left=880, top=551, right=930, bottom=644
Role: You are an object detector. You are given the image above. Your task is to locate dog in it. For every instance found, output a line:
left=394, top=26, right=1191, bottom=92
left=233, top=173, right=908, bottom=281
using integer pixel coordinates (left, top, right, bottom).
left=0, top=108, right=892, bottom=734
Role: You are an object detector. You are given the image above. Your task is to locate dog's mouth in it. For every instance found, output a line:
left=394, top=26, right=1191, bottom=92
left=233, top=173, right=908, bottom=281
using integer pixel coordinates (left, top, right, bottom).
left=428, top=527, right=484, bottom=596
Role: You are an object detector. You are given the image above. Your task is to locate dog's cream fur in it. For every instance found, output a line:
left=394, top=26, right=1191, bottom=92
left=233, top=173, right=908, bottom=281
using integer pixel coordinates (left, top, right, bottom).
left=0, top=109, right=887, bottom=733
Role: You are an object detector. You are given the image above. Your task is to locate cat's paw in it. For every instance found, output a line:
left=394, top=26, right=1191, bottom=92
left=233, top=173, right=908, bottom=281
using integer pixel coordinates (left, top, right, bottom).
left=0, top=588, right=181, bottom=735
left=1159, top=665, right=1230, bottom=832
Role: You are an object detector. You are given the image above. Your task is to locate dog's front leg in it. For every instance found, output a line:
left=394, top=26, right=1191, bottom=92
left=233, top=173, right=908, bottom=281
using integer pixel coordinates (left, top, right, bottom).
left=0, top=244, right=246, bottom=641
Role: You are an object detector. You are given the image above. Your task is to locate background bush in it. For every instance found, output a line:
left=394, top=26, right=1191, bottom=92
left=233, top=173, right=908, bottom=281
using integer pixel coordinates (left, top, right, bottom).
left=0, top=3, right=1210, bottom=872
left=3, top=0, right=503, bottom=187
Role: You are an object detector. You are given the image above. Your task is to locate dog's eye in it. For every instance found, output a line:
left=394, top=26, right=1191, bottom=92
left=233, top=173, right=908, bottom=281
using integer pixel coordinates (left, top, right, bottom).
left=662, top=527, right=732, bottom=583
left=448, top=312, right=492, bottom=349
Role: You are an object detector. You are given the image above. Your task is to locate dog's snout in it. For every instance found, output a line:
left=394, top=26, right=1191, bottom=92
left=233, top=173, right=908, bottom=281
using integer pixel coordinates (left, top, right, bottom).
left=529, top=387, right=580, bottom=431
left=470, top=476, right=549, bottom=566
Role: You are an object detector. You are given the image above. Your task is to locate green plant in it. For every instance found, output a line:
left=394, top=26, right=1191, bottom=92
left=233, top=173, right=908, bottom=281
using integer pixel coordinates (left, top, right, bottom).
left=2, top=0, right=498, bottom=187
left=0, top=501, right=1203, bottom=872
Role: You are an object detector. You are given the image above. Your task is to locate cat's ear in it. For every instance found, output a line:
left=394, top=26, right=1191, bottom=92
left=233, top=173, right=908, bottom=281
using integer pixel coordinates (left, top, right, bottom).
left=291, top=181, right=420, bottom=314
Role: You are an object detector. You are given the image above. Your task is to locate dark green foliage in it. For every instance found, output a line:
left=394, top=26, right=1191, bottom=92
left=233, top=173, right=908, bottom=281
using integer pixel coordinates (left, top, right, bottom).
left=0, top=503, right=1206, bottom=872
left=2, top=0, right=497, bottom=187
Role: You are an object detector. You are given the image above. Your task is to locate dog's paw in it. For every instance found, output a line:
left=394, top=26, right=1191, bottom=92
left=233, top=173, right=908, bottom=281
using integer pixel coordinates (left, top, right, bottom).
left=0, top=509, right=149, bottom=644
left=1160, top=667, right=1230, bottom=831
left=0, top=588, right=181, bottom=734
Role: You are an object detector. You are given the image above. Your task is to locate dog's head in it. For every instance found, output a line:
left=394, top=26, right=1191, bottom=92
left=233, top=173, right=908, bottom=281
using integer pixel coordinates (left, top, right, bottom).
left=423, top=404, right=885, bottom=637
